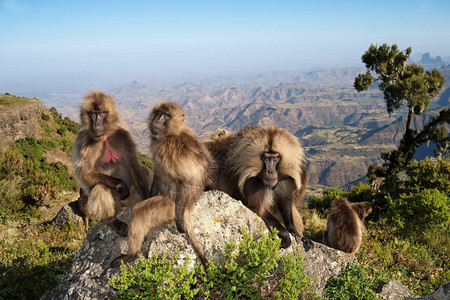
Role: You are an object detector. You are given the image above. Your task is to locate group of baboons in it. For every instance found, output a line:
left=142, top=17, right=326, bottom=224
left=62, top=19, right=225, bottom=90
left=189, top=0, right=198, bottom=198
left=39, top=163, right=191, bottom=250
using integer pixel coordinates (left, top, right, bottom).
left=72, top=90, right=372, bottom=268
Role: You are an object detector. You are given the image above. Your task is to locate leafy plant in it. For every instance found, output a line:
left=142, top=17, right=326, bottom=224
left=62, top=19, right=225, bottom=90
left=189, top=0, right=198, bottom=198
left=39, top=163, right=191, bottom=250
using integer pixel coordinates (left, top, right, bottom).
left=323, top=263, right=388, bottom=300
left=309, top=187, right=342, bottom=214
left=41, top=113, right=50, bottom=121
left=110, top=227, right=314, bottom=299
left=110, top=253, right=199, bottom=300
left=405, top=157, right=450, bottom=196
left=49, top=107, right=79, bottom=135
left=274, top=253, right=313, bottom=300
left=386, top=188, right=449, bottom=233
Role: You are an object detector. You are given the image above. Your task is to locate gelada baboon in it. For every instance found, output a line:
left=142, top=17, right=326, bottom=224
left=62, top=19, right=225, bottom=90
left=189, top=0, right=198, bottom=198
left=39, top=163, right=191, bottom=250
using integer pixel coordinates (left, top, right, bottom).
left=210, top=125, right=307, bottom=248
left=77, top=188, right=92, bottom=230
left=111, top=101, right=213, bottom=268
left=72, top=90, right=151, bottom=236
left=204, top=128, right=233, bottom=157
left=323, top=197, right=372, bottom=254
left=204, top=128, right=234, bottom=189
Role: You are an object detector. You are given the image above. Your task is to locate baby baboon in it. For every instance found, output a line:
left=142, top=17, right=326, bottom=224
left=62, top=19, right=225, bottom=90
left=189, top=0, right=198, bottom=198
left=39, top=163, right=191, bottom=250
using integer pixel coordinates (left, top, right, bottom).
left=209, top=125, right=307, bottom=248
left=72, top=90, right=151, bottom=236
left=111, top=101, right=213, bottom=268
left=323, top=197, right=372, bottom=254
left=77, top=188, right=92, bottom=230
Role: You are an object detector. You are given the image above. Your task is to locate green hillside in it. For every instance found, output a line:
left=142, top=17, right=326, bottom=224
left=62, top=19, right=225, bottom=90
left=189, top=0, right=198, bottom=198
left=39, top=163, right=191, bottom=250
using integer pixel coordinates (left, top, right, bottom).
left=0, top=93, right=40, bottom=107
left=0, top=95, right=83, bottom=300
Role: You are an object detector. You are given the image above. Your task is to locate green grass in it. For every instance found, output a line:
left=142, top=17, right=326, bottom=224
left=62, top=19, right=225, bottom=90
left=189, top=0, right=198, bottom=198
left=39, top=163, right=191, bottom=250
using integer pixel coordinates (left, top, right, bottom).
left=323, top=263, right=389, bottom=300
left=357, top=219, right=449, bottom=295
left=0, top=222, right=87, bottom=300
left=0, top=94, right=39, bottom=111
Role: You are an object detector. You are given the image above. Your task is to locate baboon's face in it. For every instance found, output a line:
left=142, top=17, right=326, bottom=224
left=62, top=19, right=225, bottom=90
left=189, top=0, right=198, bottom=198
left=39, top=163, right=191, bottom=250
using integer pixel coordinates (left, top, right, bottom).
left=150, top=109, right=170, bottom=136
left=260, top=152, right=280, bottom=188
left=364, top=204, right=373, bottom=216
left=149, top=102, right=185, bottom=137
left=89, top=109, right=108, bottom=138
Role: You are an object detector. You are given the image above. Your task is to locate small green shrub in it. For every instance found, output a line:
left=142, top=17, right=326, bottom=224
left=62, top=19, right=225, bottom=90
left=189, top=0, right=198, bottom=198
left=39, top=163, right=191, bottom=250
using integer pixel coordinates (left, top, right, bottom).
left=345, top=182, right=373, bottom=203
left=323, top=263, right=388, bottom=300
left=63, top=116, right=78, bottom=134
left=41, top=113, right=50, bottom=121
left=110, top=227, right=314, bottom=299
left=214, top=227, right=282, bottom=298
left=49, top=107, right=78, bottom=135
left=405, top=158, right=450, bottom=196
left=309, top=187, right=342, bottom=214
left=386, top=188, right=449, bottom=233
left=274, top=253, right=313, bottom=300
left=57, top=125, right=67, bottom=136
left=110, top=253, right=199, bottom=300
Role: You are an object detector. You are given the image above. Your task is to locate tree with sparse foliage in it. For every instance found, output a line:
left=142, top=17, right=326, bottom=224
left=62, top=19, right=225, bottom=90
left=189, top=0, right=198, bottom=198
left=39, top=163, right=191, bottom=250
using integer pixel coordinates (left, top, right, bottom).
left=354, top=43, right=448, bottom=179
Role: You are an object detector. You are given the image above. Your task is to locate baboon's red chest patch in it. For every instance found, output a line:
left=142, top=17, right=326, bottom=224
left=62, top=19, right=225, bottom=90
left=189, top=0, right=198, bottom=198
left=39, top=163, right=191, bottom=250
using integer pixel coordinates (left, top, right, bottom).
left=102, top=139, right=121, bottom=163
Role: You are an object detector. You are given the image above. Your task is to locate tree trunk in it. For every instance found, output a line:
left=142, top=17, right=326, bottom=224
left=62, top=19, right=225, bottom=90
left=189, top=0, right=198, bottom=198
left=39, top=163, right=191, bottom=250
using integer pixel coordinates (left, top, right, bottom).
left=405, top=108, right=414, bottom=136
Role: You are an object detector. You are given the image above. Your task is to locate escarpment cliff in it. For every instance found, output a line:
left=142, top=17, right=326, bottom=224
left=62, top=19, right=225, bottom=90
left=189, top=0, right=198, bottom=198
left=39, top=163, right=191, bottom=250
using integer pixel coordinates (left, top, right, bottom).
left=0, top=95, right=47, bottom=150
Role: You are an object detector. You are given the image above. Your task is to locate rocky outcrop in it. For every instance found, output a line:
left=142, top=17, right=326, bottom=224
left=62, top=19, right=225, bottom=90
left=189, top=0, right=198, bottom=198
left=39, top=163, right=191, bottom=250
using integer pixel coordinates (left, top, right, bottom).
left=44, top=191, right=420, bottom=299
left=44, top=191, right=359, bottom=299
left=0, top=99, right=46, bottom=150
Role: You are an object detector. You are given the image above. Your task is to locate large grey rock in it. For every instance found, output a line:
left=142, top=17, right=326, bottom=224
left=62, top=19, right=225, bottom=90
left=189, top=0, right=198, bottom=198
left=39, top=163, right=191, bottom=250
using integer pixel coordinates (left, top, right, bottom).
left=49, top=201, right=84, bottom=227
left=378, top=279, right=416, bottom=299
left=282, top=235, right=357, bottom=296
left=43, top=191, right=265, bottom=299
left=42, top=191, right=362, bottom=299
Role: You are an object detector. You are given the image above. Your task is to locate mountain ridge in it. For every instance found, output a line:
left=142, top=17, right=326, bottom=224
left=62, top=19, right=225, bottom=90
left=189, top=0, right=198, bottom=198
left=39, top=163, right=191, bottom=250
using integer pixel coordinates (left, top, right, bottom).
left=11, top=65, right=449, bottom=189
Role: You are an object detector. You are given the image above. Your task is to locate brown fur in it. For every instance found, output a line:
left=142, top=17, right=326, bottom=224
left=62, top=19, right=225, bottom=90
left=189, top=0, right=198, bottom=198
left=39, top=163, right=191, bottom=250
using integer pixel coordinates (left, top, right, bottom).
left=209, top=125, right=307, bottom=248
left=77, top=188, right=92, bottom=230
left=204, top=128, right=235, bottom=189
left=111, top=101, right=213, bottom=268
left=72, top=90, right=151, bottom=236
left=323, top=197, right=372, bottom=254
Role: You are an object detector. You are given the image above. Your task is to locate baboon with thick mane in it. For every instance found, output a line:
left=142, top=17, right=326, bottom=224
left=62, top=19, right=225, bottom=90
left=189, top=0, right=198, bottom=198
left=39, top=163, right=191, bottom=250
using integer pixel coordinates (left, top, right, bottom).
left=208, top=125, right=307, bottom=248
left=111, top=101, right=213, bottom=268
left=323, top=197, right=372, bottom=254
left=72, top=90, right=151, bottom=236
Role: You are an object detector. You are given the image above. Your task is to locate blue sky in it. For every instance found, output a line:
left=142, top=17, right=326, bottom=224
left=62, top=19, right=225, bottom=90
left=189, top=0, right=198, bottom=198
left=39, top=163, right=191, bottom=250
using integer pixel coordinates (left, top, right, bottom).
left=1, top=0, right=450, bottom=84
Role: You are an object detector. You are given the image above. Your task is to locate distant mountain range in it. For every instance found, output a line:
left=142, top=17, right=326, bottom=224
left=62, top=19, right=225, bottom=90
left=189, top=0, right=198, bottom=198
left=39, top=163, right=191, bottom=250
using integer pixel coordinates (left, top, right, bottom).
left=98, top=65, right=448, bottom=190
left=9, top=64, right=449, bottom=192
left=411, top=52, right=450, bottom=68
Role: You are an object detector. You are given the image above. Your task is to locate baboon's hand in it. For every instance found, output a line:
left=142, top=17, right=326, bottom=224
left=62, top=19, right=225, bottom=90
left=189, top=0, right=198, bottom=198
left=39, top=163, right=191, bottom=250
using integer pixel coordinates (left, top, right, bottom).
left=116, top=180, right=130, bottom=200
left=175, top=216, right=186, bottom=233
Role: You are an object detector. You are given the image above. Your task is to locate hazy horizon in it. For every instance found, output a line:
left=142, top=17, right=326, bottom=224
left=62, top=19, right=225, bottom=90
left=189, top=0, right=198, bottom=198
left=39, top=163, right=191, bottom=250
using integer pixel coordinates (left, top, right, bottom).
left=1, top=0, right=450, bottom=91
